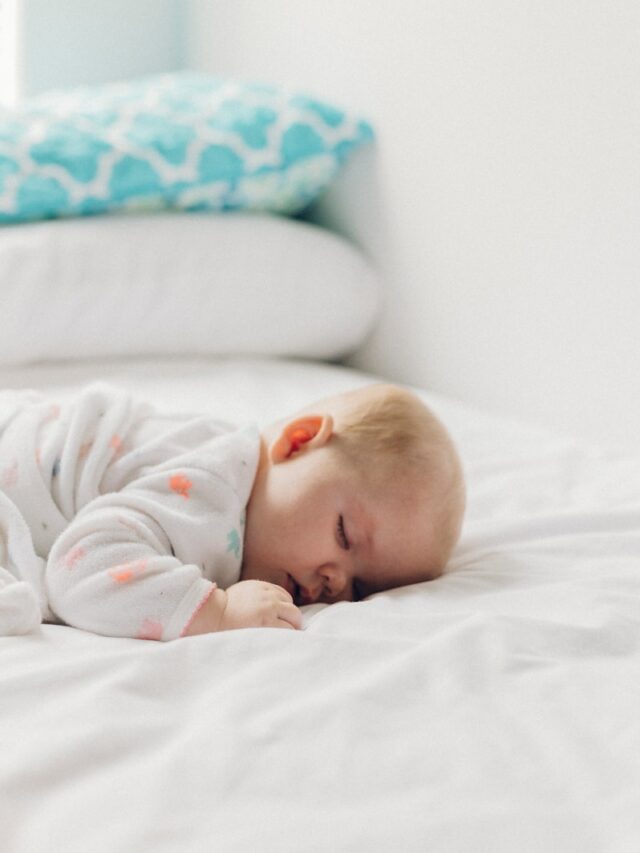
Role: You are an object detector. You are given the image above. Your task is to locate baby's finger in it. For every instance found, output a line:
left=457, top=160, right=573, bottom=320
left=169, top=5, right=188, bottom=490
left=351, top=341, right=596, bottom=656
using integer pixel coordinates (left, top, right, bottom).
left=275, top=619, right=295, bottom=630
left=278, top=604, right=302, bottom=628
left=277, top=601, right=303, bottom=630
left=271, top=584, right=294, bottom=603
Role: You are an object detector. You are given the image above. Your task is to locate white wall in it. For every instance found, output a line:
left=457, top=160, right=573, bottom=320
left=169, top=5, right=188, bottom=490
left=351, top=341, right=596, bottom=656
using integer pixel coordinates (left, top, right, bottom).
left=0, top=1, right=19, bottom=106
left=188, top=0, right=640, bottom=451
left=15, top=0, right=186, bottom=98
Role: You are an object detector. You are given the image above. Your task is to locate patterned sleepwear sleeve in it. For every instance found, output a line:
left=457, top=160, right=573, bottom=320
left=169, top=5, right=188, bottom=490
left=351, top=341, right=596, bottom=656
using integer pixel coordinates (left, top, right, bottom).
left=44, top=401, right=260, bottom=641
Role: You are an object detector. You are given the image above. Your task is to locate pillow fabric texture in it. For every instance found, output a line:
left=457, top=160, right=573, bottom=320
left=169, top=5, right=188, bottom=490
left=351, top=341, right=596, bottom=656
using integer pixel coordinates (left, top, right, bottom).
left=0, top=212, right=381, bottom=364
left=0, top=72, right=374, bottom=224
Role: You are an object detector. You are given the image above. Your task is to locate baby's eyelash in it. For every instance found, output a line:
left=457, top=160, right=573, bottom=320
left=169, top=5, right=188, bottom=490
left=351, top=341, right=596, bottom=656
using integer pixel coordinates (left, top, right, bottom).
left=337, top=515, right=350, bottom=550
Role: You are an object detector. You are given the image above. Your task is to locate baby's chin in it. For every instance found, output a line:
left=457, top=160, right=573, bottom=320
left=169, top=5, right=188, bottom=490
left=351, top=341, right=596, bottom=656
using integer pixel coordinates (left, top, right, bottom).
left=239, top=560, right=256, bottom=581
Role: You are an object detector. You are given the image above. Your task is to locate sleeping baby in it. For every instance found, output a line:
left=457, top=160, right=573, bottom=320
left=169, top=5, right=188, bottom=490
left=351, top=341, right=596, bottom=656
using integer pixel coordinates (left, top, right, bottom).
left=0, top=381, right=465, bottom=639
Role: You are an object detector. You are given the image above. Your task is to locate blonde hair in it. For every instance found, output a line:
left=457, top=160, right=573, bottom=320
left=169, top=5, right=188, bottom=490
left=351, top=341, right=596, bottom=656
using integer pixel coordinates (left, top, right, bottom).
left=328, top=384, right=466, bottom=570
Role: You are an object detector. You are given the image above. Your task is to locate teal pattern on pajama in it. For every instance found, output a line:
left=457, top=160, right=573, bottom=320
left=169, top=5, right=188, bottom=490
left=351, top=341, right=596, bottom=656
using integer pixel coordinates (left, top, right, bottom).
left=0, top=383, right=260, bottom=640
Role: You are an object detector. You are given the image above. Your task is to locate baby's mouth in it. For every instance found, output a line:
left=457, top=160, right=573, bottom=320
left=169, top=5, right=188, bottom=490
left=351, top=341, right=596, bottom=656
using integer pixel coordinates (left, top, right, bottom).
left=288, top=575, right=303, bottom=605
left=285, top=573, right=298, bottom=599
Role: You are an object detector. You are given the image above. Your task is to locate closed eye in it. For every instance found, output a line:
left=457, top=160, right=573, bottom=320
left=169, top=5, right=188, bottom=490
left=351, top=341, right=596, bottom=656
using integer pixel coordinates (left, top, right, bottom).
left=337, top=515, right=350, bottom=550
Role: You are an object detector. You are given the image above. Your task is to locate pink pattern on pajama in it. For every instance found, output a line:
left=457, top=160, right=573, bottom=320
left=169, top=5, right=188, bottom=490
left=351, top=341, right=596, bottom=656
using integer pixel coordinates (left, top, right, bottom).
left=62, top=545, right=86, bottom=570
left=109, top=559, right=148, bottom=584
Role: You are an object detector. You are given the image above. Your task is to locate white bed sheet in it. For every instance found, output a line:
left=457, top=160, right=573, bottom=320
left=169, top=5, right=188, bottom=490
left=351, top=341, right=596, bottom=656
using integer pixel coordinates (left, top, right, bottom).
left=1, top=355, right=639, bottom=853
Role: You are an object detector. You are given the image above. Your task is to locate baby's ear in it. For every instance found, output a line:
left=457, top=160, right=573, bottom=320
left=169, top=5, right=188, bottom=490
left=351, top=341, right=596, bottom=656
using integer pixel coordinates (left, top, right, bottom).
left=269, top=414, right=334, bottom=463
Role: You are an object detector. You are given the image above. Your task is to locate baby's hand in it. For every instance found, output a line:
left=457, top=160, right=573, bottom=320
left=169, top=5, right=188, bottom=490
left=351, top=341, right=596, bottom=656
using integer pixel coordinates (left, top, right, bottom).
left=219, top=580, right=303, bottom=631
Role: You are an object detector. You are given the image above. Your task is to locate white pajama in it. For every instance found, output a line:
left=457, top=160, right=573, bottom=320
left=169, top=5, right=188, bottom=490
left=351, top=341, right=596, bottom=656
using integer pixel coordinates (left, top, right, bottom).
left=0, top=382, right=260, bottom=640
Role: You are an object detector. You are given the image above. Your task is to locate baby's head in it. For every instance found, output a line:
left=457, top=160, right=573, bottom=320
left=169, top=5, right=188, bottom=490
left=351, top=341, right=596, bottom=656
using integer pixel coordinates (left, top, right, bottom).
left=240, top=383, right=465, bottom=605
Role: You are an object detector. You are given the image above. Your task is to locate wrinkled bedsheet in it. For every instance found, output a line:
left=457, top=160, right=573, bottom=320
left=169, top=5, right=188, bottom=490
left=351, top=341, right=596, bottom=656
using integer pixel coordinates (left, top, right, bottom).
left=1, top=356, right=639, bottom=853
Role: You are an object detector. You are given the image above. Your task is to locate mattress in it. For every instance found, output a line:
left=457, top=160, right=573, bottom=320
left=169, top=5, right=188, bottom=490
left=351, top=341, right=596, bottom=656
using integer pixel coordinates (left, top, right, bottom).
left=1, top=355, right=639, bottom=853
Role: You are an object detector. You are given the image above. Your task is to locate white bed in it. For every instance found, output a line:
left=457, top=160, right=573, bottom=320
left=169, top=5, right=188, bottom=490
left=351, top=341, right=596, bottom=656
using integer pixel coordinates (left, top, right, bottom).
left=2, top=8, right=638, bottom=846
left=1, top=350, right=639, bottom=853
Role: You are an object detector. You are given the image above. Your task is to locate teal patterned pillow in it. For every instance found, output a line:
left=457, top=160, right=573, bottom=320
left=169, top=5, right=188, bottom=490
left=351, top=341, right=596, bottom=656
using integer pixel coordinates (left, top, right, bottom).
left=0, top=72, right=374, bottom=224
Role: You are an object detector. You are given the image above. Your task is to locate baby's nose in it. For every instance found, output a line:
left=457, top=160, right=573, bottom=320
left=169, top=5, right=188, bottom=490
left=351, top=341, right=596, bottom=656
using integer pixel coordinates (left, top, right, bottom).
left=320, top=565, right=348, bottom=597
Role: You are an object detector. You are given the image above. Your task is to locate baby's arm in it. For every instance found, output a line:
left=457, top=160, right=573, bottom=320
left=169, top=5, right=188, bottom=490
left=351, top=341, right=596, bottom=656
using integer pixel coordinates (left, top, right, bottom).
left=45, top=427, right=303, bottom=639
left=45, top=496, right=215, bottom=640
left=46, top=491, right=302, bottom=640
